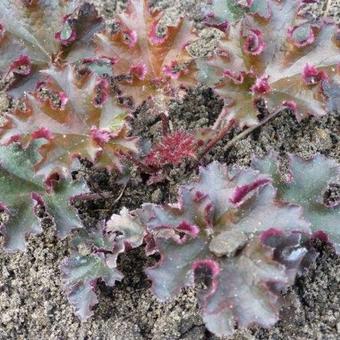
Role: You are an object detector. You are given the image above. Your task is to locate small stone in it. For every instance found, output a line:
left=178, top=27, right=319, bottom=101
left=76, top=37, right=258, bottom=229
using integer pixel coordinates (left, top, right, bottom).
left=151, top=188, right=163, bottom=203
left=0, top=93, right=10, bottom=112
left=1, top=311, right=11, bottom=323
left=313, top=128, right=332, bottom=150
left=77, top=243, right=91, bottom=256
left=209, top=230, right=248, bottom=257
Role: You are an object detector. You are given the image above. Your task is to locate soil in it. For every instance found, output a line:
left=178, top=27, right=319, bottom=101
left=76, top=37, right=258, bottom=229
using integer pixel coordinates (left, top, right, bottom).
left=0, top=1, right=339, bottom=340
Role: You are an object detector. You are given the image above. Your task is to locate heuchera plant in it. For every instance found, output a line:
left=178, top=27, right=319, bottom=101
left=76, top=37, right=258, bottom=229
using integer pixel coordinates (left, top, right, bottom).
left=0, top=65, right=139, bottom=172
left=198, top=0, right=339, bottom=126
left=0, top=0, right=139, bottom=264
left=0, top=1, right=104, bottom=98
left=136, top=161, right=317, bottom=336
left=0, top=0, right=339, bottom=337
left=80, top=0, right=197, bottom=109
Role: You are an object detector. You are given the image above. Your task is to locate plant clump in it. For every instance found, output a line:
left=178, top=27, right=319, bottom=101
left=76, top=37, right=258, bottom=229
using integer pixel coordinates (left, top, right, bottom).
left=134, top=161, right=317, bottom=336
left=198, top=0, right=339, bottom=127
left=0, top=0, right=339, bottom=337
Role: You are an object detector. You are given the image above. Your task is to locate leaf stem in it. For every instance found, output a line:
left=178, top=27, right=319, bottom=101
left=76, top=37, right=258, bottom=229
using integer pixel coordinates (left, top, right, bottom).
left=197, top=119, right=236, bottom=161
left=197, top=108, right=282, bottom=164
left=160, top=112, right=170, bottom=136
left=225, top=109, right=281, bottom=150
left=113, top=183, right=127, bottom=204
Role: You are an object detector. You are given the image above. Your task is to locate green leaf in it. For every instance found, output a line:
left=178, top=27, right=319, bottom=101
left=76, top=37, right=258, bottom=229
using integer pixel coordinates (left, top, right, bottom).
left=253, top=153, right=340, bottom=253
left=0, top=0, right=77, bottom=63
left=249, top=0, right=271, bottom=19
left=62, top=253, right=123, bottom=320
left=0, top=139, right=89, bottom=251
left=205, top=0, right=246, bottom=24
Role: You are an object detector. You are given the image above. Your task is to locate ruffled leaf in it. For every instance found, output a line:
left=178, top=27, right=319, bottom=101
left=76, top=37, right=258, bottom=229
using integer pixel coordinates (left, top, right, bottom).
left=0, top=1, right=104, bottom=97
left=61, top=251, right=123, bottom=320
left=0, top=65, right=139, bottom=173
left=261, top=228, right=318, bottom=284
left=0, top=0, right=73, bottom=63
left=106, top=207, right=145, bottom=249
left=58, top=2, right=104, bottom=61
left=140, top=161, right=311, bottom=336
left=62, top=207, right=145, bottom=320
left=199, top=239, right=287, bottom=337
left=0, top=138, right=89, bottom=251
left=196, top=0, right=340, bottom=126
left=253, top=152, right=340, bottom=253
left=61, top=224, right=125, bottom=320
left=147, top=238, right=209, bottom=300
left=91, top=0, right=196, bottom=107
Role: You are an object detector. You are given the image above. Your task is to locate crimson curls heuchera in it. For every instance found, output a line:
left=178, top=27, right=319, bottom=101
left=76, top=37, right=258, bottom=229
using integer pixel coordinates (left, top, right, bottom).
left=134, top=161, right=318, bottom=336
left=0, top=65, right=139, bottom=173
left=81, top=0, right=198, bottom=109
left=0, top=1, right=104, bottom=98
left=198, top=0, right=339, bottom=127
left=0, top=0, right=339, bottom=337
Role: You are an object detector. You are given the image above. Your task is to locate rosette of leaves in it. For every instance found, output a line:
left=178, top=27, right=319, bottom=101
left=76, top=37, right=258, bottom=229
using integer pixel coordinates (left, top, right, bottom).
left=253, top=152, right=340, bottom=254
left=61, top=208, right=145, bottom=320
left=0, top=137, right=89, bottom=251
left=137, top=161, right=314, bottom=336
left=197, top=0, right=340, bottom=126
left=86, top=0, right=197, bottom=108
left=0, top=1, right=104, bottom=98
left=0, top=65, right=139, bottom=173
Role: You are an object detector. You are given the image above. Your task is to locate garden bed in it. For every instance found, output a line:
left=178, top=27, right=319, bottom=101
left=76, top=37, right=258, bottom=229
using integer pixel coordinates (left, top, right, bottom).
left=0, top=0, right=339, bottom=339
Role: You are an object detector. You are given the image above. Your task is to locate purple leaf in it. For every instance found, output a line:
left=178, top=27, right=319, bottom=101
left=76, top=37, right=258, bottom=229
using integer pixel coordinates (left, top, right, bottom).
left=139, top=161, right=311, bottom=336
left=199, top=239, right=287, bottom=336
left=62, top=252, right=123, bottom=320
